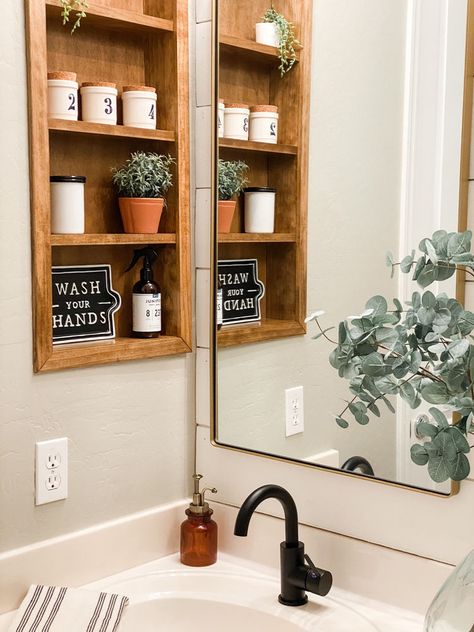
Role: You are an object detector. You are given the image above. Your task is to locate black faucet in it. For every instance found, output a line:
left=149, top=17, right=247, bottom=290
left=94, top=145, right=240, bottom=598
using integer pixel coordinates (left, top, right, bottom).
left=234, top=484, right=333, bottom=606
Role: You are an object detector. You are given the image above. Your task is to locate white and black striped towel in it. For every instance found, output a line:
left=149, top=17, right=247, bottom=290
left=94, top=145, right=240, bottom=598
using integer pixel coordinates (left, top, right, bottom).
left=7, top=585, right=129, bottom=632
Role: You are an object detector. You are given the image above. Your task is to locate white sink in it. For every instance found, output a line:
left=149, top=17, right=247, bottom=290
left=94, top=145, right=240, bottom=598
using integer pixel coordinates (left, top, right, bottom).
left=108, top=570, right=378, bottom=632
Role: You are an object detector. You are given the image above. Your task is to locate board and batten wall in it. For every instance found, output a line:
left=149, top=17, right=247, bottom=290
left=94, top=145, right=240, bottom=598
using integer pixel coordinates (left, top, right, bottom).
left=0, top=0, right=194, bottom=554
left=216, top=0, right=407, bottom=480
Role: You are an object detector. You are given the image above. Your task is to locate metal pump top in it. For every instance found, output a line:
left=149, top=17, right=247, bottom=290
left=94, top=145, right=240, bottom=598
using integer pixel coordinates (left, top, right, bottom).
left=188, top=474, right=217, bottom=515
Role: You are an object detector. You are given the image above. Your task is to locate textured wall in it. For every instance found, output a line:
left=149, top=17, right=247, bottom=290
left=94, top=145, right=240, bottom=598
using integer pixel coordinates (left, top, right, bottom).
left=0, top=0, right=194, bottom=553
left=218, top=0, right=408, bottom=480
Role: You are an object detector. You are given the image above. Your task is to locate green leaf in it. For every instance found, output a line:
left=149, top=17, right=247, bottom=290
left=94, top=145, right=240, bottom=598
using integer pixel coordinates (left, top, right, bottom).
left=422, top=291, right=436, bottom=308
left=425, top=240, right=438, bottom=264
left=447, top=230, right=472, bottom=257
left=418, top=307, right=436, bottom=326
left=446, top=452, right=470, bottom=481
left=417, top=422, right=438, bottom=438
left=393, top=298, right=403, bottom=313
left=448, top=339, right=469, bottom=359
left=429, top=407, right=449, bottom=428
left=335, top=416, right=349, bottom=429
left=366, top=296, right=388, bottom=318
left=435, top=262, right=456, bottom=281
left=400, top=255, right=414, bottom=273
left=412, top=258, right=426, bottom=281
left=421, top=382, right=450, bottom=404
left=381, top=395, right=396, bottom=413
left=428, top=455, right=450, bottom=483
left=338, top=322, right=347, bottom=345
left=417, top=264, right=437, bottom=288
left=411, top=444, right=429, bottom=466
left=399, top=381, right=417, bottom=408
left=368, top=402, right=381, bottom=417
left=385, top=251, right=394, bottom=267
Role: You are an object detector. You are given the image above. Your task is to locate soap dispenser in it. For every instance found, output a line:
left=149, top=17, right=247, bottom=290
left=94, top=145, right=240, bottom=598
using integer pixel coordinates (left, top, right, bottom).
left=180, top=474, right=218, bottom=567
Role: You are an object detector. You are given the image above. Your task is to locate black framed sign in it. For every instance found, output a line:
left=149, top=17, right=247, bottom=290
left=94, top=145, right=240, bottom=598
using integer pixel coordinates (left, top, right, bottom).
left=52, top=265, right=121, bottom=345
left=218, top=259, right=265, bottom=325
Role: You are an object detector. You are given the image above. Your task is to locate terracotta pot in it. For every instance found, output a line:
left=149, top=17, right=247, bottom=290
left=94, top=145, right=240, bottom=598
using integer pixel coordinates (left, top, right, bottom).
left=119, top=197, right=164, bottom=234
left=218, top=200, right=237, bottom=233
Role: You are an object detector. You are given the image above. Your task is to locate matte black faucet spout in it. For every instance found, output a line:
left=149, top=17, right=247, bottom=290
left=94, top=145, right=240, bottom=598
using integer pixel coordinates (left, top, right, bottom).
left=234, top=484, right=333, bottom=607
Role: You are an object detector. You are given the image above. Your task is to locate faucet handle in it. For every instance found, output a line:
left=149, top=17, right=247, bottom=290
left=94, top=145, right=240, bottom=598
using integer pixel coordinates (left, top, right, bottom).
left=304, top=554, right=333, bottom=597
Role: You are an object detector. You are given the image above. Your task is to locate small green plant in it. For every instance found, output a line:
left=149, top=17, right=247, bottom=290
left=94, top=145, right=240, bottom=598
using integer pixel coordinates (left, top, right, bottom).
left=218, top=159, right=249, bottom=201
left=112, top=152, right=175, bottom=200
left=60, top=0, right=88, bottom=34
left=307, top=230, right=474, bottom=483
left=263, top=6, right=300, bottom=77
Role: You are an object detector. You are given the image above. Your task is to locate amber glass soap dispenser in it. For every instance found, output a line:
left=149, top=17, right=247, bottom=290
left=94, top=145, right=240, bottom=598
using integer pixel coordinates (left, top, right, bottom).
left=180, top=474, right=217, bottom=567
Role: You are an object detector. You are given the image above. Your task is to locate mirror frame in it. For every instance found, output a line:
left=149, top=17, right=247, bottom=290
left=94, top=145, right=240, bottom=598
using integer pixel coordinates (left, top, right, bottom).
left=209, top=0, right=474, bottom=498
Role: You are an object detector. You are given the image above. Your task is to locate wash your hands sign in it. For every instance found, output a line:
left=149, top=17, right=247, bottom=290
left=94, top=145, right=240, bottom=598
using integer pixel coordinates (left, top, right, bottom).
left=218, top=259, right=265, bottom=325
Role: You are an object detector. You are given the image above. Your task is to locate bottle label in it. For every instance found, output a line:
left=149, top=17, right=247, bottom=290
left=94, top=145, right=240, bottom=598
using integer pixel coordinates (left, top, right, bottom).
left=133, top=293, right=161, bottom=333
left=217, top=288, right=223, bottom=326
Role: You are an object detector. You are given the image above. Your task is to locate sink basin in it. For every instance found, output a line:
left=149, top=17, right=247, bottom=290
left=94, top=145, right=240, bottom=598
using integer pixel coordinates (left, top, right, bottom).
left=107, top=570, right=379, bottom=631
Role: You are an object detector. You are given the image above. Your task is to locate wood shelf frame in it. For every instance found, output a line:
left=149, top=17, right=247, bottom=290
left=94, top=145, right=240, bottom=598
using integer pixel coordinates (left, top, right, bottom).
left=49, top=119, right=175, bottom=143
left=45, top=1, right=174, bottom=34
left=217, top=0, right=312, bottom=349
left=220, top=34, right=301, bottom=65
left=25, top=0, right=191, bottom=371
left=219, top=137, right=297, bottom=156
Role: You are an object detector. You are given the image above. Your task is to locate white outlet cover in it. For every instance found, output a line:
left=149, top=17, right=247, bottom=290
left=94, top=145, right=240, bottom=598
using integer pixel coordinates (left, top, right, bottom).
left=35, top=438, right=68, bottom=505
left=285, top=386, right=304, bottom=437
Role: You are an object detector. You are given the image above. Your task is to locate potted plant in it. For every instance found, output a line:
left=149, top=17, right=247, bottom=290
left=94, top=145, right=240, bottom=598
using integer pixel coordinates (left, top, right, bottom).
left=256, top=6, right=301, bottom=77
left=60, top=0, right=88, bottom=33
left=218, top=159, right=249, bottom=233
left=306, top=230, right=474, bottom=484
left=112, top=152, right=175, bottom=234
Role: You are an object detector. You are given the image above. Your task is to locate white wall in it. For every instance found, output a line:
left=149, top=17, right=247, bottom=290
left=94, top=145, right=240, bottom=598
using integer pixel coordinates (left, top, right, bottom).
left=0, top=0, right=194, bottom=554
left=217, top=0, right=408, bottom=480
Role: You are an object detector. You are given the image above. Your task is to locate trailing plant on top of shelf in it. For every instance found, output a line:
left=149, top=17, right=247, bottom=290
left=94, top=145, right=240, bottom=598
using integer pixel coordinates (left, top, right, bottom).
left=60, top=0, right=88, bottom=34
left=263, top=6, right=301, bottom=77
left=306, top=229, right=474, bottom=484
left=218, top=159, right=249, bottom=201
left=112, top=152, right=176, bottom=201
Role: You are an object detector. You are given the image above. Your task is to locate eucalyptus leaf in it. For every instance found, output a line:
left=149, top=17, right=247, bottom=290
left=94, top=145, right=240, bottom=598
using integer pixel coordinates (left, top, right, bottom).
left=411, top=444, right=429, bottom=466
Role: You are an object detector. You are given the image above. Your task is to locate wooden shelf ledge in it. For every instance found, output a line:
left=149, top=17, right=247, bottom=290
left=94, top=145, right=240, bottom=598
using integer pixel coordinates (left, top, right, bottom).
left=218, top=318, right=305, bottom=348
left=219, top=233, right=296, bottom=243
left=219, top=137, right=297, bottom=156
left=49, top=119, right=175, bottom=143
left=45, top=1, right=174, bottom=34
left=43, top=336, right=191, bottom=371
left=51, top=234, right=177, bottom=246
left=220, top=34, right=300, bottom=64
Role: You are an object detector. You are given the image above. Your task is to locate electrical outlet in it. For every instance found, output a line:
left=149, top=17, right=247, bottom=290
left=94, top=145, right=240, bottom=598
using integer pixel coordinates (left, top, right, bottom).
left=35, top=438, right=68, bottom=505
left=285, top=386, right=304, bottom=437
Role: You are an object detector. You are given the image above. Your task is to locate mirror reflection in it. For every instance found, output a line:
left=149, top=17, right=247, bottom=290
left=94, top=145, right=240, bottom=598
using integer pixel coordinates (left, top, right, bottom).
left=215, top=0, right=473, bottom=494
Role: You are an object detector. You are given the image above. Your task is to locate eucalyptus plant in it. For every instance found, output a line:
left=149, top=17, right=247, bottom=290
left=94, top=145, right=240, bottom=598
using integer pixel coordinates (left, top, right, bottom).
left=307, top=230, right=474, bottom=483
left=218, top=159, right=249, bottom=201
left=263, top=6, right=300, bottom=77
left=112, top=152, right=175, bottom=200
left=60, top=0, right=88, bottom=33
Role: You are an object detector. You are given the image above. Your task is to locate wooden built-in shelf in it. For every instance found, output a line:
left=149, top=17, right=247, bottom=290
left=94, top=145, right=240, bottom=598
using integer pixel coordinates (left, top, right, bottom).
left=25, top=0, right=191, bottom=371
left=219, top=138, right=297, bottom=156
left=218, top=319, right=305, bottom=348
left=220, top=34, right=300, bottom=65
left=219, top=233, right=296, bottom=243
left=51, top=234, right=177, bottom=246
left=49, top=119, right=175, bottom=143
left=45, top=0, right=174, bottom=34
left=46, top=335, right=190, bottom=372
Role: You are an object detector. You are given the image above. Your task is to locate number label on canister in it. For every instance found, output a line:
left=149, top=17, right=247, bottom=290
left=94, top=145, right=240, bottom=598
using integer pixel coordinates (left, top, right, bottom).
left=104, top=97, right=113, bottom=115
left=243, top=117, right=249, bottom=132
left=68, top=93, right=76, bottom=111
left=148, top=104, right=155, bottom=120
left=270, top=122, right=277, bottom=136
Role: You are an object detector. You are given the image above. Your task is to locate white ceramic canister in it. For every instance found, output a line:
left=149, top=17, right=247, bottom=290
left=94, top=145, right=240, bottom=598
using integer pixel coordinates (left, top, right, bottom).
left=249, top=105, right=279, bottom=144
left=224, top=103, right=250, bottom=141
left=80, top=82, right=118, bottom=125
left=255, top=22, right=280, bottom=48
left=218, top=99, right=225, bottom=138
left=50, top=176, right=86, bottom=234
left=47, top=71, right=79, bottom=121
left=122, top=85, right=158, bottom=129
left=244, top=187, right=277, bottom=233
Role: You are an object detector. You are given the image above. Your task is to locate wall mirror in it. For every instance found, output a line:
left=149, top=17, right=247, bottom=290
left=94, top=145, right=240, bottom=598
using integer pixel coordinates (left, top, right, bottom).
left=212, top=0, right=474, bottom=495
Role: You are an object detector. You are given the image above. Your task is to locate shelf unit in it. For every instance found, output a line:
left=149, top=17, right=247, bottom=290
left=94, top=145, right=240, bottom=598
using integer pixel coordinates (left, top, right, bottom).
left=25, top=0, right=191, bottom=371
left=217, top=0, right=312, bottom=347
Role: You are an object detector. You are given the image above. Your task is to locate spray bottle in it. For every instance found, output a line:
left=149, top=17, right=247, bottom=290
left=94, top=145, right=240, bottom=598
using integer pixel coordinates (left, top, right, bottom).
left=125, top=247, right=161, bottom=338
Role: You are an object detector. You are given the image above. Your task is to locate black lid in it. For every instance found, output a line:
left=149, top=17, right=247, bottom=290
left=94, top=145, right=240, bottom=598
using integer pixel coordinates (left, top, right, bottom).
left=50, top=176, right=86, bottom=183
left=243, top=187, right=277, bottom=193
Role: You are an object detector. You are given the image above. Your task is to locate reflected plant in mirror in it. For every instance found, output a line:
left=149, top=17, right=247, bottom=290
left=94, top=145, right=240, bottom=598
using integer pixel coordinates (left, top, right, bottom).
left=307, top=230, right=474, bottom=483
left=262, top=6, right=300, bottom=76
left=60, top=0, right=88, bottom=33
left=217, top=159, right=249, bottom=234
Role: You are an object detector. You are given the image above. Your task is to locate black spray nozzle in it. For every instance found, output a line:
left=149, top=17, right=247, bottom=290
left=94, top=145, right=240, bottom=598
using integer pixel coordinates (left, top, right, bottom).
left=125, top=247, right=158, bottom=273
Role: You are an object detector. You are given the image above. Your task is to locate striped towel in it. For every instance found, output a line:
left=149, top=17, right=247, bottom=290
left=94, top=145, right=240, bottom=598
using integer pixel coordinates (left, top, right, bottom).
left=7, top=585, right=129, bottom=632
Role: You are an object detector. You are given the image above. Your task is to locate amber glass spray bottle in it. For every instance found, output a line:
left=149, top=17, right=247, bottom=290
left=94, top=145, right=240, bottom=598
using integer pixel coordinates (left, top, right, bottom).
left=180, top=474, right=218, bottom=567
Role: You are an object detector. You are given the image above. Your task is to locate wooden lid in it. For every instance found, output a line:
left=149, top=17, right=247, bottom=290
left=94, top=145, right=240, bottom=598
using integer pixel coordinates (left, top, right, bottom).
left=225, top=103, right=249, bottom=110
left=250, top=104, right=278, bottom=113
left=81, top=81, right=117, bottom=88
left=48, top=71, right=77, bottom=81
left=123, top=85, right=156, bottom=93
left=219, top=98, right=225, bottom=103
